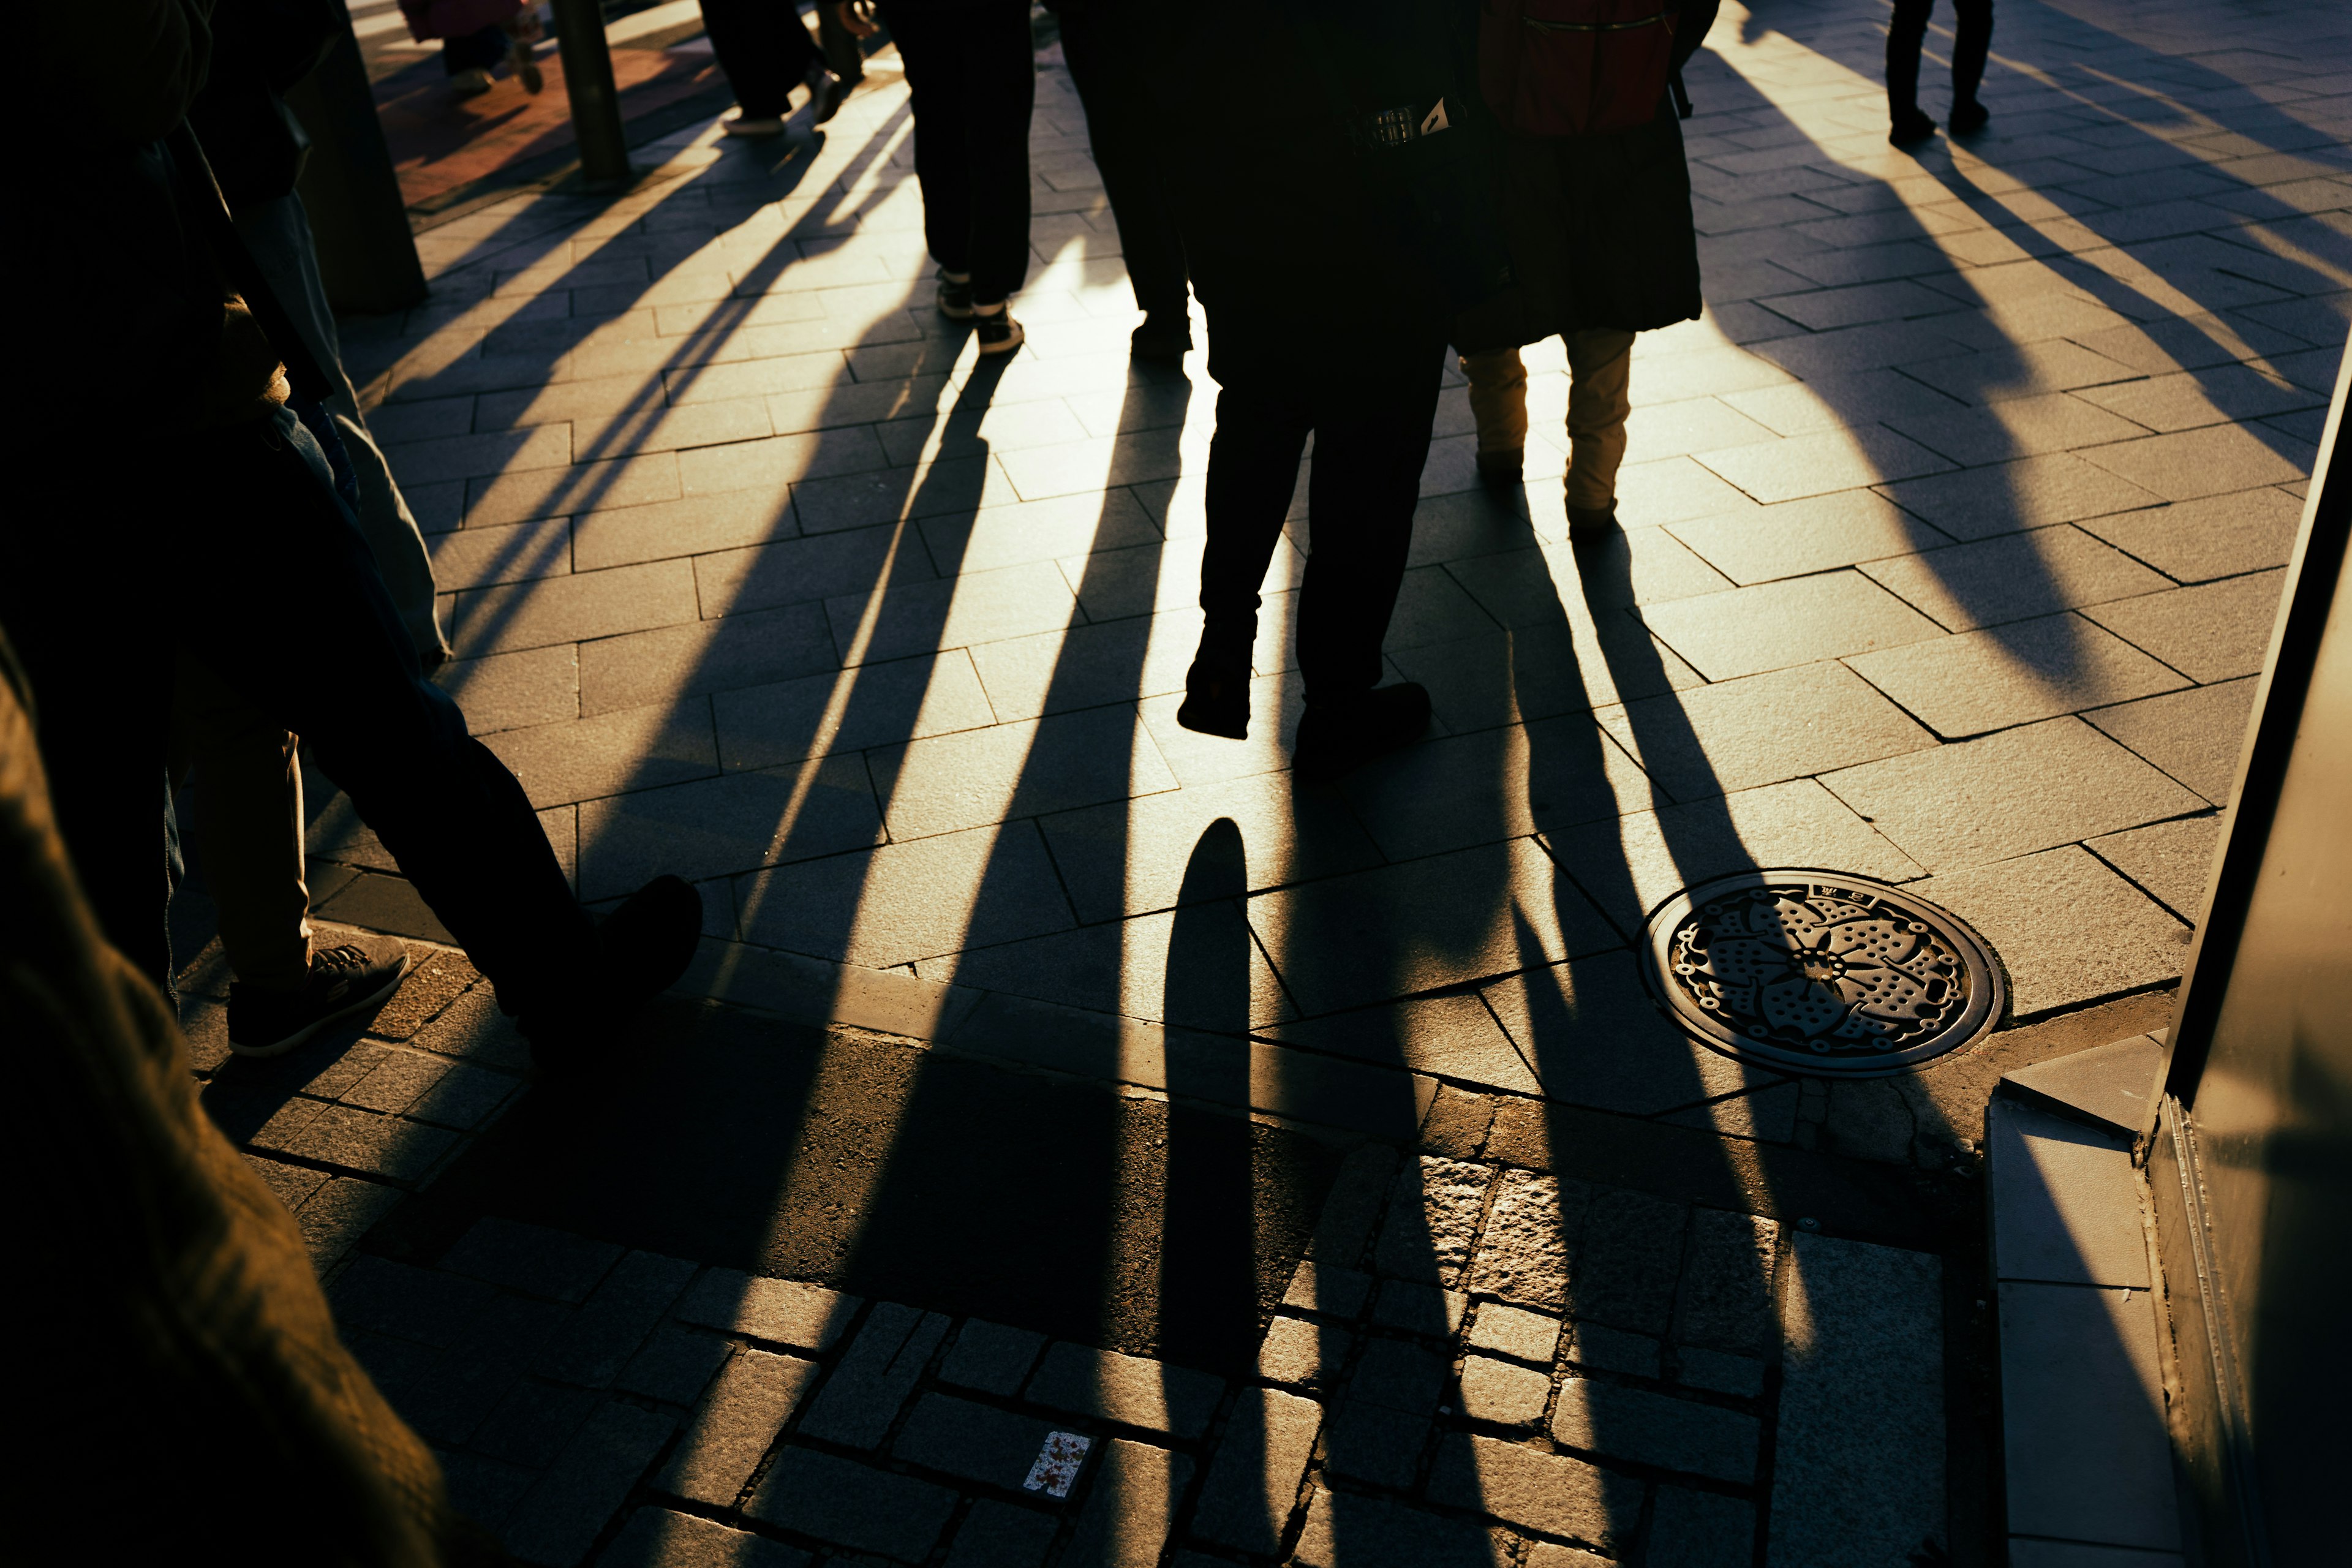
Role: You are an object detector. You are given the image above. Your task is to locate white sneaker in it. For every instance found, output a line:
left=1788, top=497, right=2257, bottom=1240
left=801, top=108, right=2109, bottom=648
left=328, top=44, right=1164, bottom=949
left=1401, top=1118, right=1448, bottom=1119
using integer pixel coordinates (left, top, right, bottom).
left=723, top=113, right=787, bottom=138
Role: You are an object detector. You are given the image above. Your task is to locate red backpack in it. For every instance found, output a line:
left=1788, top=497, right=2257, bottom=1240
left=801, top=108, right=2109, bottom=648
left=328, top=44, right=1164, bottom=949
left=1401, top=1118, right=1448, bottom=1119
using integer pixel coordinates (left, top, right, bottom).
left=1479, top=0, right=1681, bottom=137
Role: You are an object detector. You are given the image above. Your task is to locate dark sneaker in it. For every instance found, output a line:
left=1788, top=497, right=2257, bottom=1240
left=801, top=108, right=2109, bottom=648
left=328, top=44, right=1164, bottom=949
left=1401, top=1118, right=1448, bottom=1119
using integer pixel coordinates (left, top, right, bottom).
left=1476, top=448, right=1524, bottom=492
left=973, top=307, right=1025, bottom=356
left=227, top=933, right=413, bottom=1058
left=1177, top=662, right=1251, bottom=738
left=806, top=65, right=846, bottom=124
left=521, top=876, right=704, bottom=1072
left=1889, top=107, right=1937, bottom=145
left=937, top=270, right=974, bottom=320
left=1949, top=98, right=1989, bottom=135
left=1567, top=501, right=1620, bottom=542
left=1292, top=683, right=1431, bottom=782
left=1131, top=314, right=1193, bottom=361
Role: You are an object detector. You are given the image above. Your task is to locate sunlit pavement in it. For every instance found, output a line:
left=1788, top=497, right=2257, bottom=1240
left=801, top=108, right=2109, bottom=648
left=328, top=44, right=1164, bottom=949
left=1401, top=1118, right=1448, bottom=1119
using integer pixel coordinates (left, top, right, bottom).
left=178, top=2, right=2346, bottom=1562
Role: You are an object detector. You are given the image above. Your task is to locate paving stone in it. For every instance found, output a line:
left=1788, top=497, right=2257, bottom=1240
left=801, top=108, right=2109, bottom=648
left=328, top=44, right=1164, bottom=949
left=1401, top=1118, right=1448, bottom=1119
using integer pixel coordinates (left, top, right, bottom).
left=1767, top=1235, right=1945, bottom=1568
left=892, top=1393, right=1061, bottom=1490
left=2076, top=486, right=2304, bottom=582
left=1637, top=570, right=1944, bottom=680
left=575, top=758, right=883, bottom=901
left=1648, top=1487, right=1757, bottom=1568
left=617, top=1324, right=735, bottom=1406
left=2089, top=814, right=2222, bottom=919
left=292, top=1177, right=407, bottom=1269
left=661, top=1348, right=820, bottom=1507
left=473, top=1378, right=606, bottom=1469
left=1025, top=1342, right=1223, bottom=1438
left=943, top=1501, right=1061, bottom=1568
left=1257, top=1316, right=1351, bottom=1390
left=748, top=1448, right=960, bottom=1562
left=675, top=1270, right=857, bottom=1351
left=916, top=900, right=1291, bottom=1034
left=1322, top=1400, right=1428, bottom=1488
left=799, top=1303, right=953, bottom=1447
left=1349, top=1336, right=1452, bottom=1415
left=447, top=558, right=700, bottom=655
left=712, top=650, right=994, bottom=772
left=1468, top=1301, right=1565, bottom=1364
left=1374, top=1156, right=1494, bottom=1287
left=2081, top=569, right=2286, bottom=682
left=1281, top=1260, right=1373, bottom=1319
left=578, top=604, right=840, bottom=718
left=2079, top=424, right=2311, bottom=500
left=1373, top=1279, right=1473, bottom=1337
left=1874, top=453, right=2164, bottom=541
left=1464, top=1170, right=1587, bottom=1311
left=1191, top=1387, right=1324, bottom=1553
left=444, top=1218, right=623, bottom=1302
left=503, top=1400, right=677, bottom=1566
left=1821, top=717, right=2206, bottom=872
left=1310, top=1143, right=1399, bottom=1273
left=1919, top=845, right=2192, bottom=1014
left=1063, top=1438, right=1191, bottom=1568
left=602, top=1507, right=812, bottom=1567
left=428, top=516, right=571, bottom=590
left=1566, top=1188, right=1687, bottom=1335
left=867, top=705, right=1177, bottom=840
left=1696, top=424, right=1958, bottom=503
left=1552, top=1378, right=1758, bottom=1482
left=1675, top=1211, right=1781, bottom=1354
left=1989, top=1098, right=2150, bottom=1288
left=1292, top=1488, right=1513, bottom=1568
left=537, top=1251, right=698, bottom=1387
left=1482, top=951, right=1786, bottom=1117
left=1526, top=1546, right=1612, bottom=1568
left=1858, top=524, right=2173, bottom=631
left=1428, top=1432, right=1638, bottom=1551
left=1329, top=715, right=1654, bottom=864
left=1596, top=659, right=1937, bottom=797
left=1845, top=612, right=2190, bottom=737
left=2084, top=678, right=2256, bottom=803
left=1567, top=1322, right=1662, bottom=1379
left=1676, top=1346, right=1766, bottom=1398
left=941, top=1319, right=1049, bottom=1396
left=1458, top=1356, right=1553, bottom=1427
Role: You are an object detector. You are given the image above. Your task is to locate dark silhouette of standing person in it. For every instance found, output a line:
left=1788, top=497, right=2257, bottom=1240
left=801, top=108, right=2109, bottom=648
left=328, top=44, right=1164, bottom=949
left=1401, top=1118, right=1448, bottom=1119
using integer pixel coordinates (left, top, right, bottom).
left=1887, top=0, right=1992, bottom=145
left=699, top=0, right=846, bottom=138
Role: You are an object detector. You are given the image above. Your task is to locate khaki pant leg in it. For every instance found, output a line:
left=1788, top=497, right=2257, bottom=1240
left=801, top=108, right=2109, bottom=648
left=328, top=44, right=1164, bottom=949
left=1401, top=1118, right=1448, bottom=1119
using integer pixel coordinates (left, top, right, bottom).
left=168, top=657, right=312, bottom=990
left=1460, top=347, right=1531, bottom=454
left=1564, top=328, right=1636, bottom=512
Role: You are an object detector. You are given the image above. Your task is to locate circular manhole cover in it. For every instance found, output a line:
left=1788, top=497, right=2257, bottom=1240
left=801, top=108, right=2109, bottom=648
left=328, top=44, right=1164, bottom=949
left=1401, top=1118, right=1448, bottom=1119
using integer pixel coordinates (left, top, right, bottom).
left=1637, top=870, right=2005, bottom=1077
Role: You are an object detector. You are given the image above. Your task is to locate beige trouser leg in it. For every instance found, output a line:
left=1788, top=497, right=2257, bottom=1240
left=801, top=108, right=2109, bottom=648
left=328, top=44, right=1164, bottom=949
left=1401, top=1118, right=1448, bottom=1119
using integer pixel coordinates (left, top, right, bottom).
left=1459, top=348, right=1530, bottom=453
left=168, top=657, right=313, bottom=991
left=1564, top=328, right=1636, bottom=513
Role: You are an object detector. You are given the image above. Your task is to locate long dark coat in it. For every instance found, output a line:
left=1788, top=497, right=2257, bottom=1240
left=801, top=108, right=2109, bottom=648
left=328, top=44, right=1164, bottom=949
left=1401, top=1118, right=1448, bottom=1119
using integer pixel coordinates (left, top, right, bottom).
left=1461, top=0, right=1721, bottom=348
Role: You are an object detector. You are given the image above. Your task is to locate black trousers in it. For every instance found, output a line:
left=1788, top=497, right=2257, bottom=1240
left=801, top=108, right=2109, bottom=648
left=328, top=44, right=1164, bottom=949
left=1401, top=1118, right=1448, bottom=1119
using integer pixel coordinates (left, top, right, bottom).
left=1197, top=316, right=1449, bottom=701
left=698, top=0, right=824, bottom=118
left=1, top=406, right=591, bottom=1013
left=881, top=0, right=1035, bottom=303
left=1888, top=0, right=1993, bottom=113
left=1057, top=7, right=1188, bottom=322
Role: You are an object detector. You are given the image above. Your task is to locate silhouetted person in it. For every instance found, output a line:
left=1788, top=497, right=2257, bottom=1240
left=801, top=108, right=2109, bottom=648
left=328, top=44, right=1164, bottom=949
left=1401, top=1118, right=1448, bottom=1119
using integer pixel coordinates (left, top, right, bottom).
left=1047, top=0, right=1192, bottom=359
left=700, top=0, right=846, bottom=137
left=1888, top=0, right=1992, bottom=144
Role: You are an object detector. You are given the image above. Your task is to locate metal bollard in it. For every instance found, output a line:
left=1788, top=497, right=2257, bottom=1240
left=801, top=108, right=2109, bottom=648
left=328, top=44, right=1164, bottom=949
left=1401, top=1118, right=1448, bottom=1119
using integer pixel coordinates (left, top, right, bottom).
left=551, top=0, right=631, bottom=185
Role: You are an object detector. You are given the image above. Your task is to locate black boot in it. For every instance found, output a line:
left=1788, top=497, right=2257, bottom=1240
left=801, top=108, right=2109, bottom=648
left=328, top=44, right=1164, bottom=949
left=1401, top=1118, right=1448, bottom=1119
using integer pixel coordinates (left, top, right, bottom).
left=521, top=875, right=704, bottom=1071
left=1949, top=97, right=1989, bottom=135
left=1292, top=682, right=1431, bottom=782
left=1177, top=619, right=1254, bottom=738
left=1889, top=105, right=1937, bottom=145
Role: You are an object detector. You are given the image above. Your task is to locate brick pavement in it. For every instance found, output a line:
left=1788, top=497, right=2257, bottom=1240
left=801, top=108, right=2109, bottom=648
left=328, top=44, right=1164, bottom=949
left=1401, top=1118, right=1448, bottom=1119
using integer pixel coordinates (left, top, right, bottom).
left=185, top=0, right=2352, bottom=1561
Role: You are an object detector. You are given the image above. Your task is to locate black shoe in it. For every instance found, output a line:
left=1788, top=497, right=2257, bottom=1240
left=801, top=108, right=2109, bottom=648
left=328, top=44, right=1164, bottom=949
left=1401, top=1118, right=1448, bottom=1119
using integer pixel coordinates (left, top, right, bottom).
left=1476, top=448, right=1523, bottom=492
left=1566, top=501, right=1620, bottom=541
left=521, top=876, right=704, bottom=1072
left=806, top=65, right=846, bottom=124
left=1949, top=98, right=1989, bottom=135
left=227, top=933, right=413, bottom=1058
left=1177, top=663, right=1251, bottom=739
left=1292, top=683, right=1431, bottom=782
left=1889, top=107, right=1937, bottom=145
left=973, top=306, right=1024, bottom=356
left=937, top=270, right=974, bottom=320
left=1131, top=314, right=1193, bottom=361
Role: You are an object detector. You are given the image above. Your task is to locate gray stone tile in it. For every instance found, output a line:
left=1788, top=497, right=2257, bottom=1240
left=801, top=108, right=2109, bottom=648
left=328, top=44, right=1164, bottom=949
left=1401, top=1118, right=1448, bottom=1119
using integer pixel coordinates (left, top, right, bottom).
left=1998, top=1282, right=2180, bottom=1553
left=2079, top=424, right=2312, bottom=501
left=1264, top=992, right=1540, bottom=1096
left=1551, top=1378, right=1759, bottom=1482
left=466, top=451, right=682, bottom=527
left=1443, top=534, right=1731, bottom=619
left=1845, top=613, right=2190, bottom=738
left=1766, top=1235, right=1944, bottom=1568
left=2082, top=678, right=2256, bottom=804
left=1427, top=1432, right=1639, bottom=1553
left=448, top=558, right=701, bottom=655
left=1064, top=1438, right=1191, bottom=1568
left=429, top=516, right=571, bottom=590
left=1374, top=1156, right=1494, bottom=1289
left=712, top=650, right=995, bottom=772
left=2005, top=1545, right=2184, bottom=1568
left=674, top=1270, right=857, bottom=1350
left=1372, top=1278, right=1471, bottom=1337
left=1191, top=1388, right=1323, bottom=1553
left=938, top=1319, right=1046, bottom=1396
left=2081, top=569, right=2286, bottom=682
left=1025, top=1342, right=1222, bottom=1436
left=1335, top=716, right=1655, bottom=861
left=2088, top=814, right=2221, bottom=919
left=918, top=902, right=1292, bottom=1031
left=1246, top=838, right=1620, bottom=1016
left=660, top=1349, right=821, bottom=1507
left=890, top=1393, right=1059, bottom=1490
left=1484, top=949, right=1778, bottom=1115
left=733, top=819, right=1076, bottom=967
left=1857, top=526, right=2173, bottom=631
left=966, top=612, right=1193, bottom=722
left=1459, top=1355, right=1551, bottom=1426
left=1292, top=1488, right=1512, bottom=1568
left=1598, top=660, right=1938, bottom=797
left=747, top=1448, right=959, bottom=1562
left=1257, top=1315, right=1352, bottom=1389
left=831, top=559, right=1079, bottom=665
left=1467, top=1302, right=1565, bottom=1363
left=1696, top=426, right=1957, bottom=502
left=1566, top=1321, right=1661, bottom=1379
left=571, top=491, right=799, bottom=570
left=943, top=1501, right=1058, bottom=1568
left=1392, top=619, right=1707, bottom=733
left=579, top=604, right=838, bottom=718
left=1821, top=718, right=2205, bottom=872
left=1667, top=489, right=1953, bottom=585
left=1638, top=571, right=1944, bottom=680
left=2078, top=486, right=2302, bottom=583
left=574, top=758, right=882, bottom=901
left=503, top=1400, right=676, bottom=1566
left=920, top=488, right=1161, bottom=573
left=481, top=699, right=720, bottom=809
left=438, top=643, right=580, bottom=734
left=799, top=1303, right=952, bottom=1448
left=1649, top=1488, right=1757, bottom=1568
left=602, top=1509, right=810, bottom=1567
left=1874, top=453, right=2165, bottom=541
left=1676, top=1346, right=1766, bottom=1398
left=865, top=704, right=1175, bottom=840
left=1988, top=1099, right=2149, bottom=1287
left=1917, top=846, right=2192, bottom=1015
left=2073, top=363, right=2327, bottom=434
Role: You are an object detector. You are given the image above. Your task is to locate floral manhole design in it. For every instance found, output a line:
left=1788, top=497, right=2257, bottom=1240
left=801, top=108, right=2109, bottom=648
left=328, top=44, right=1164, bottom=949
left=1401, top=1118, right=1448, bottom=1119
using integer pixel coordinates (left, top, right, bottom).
left=1637, top=870, right=2006, bottom=1077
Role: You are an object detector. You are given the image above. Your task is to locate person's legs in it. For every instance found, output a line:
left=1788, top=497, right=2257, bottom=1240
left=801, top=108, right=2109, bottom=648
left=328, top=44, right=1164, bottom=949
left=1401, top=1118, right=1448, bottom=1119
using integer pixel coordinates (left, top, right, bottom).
left=1294, top=379, right=1446, bottom=703
left=959, top=0, right=1036, bottom=306
left=1461, top=347, right=1531, bottom=454
left=443, top=23, right=506, bottom=76
left=235, top=191, right=449, bottom=665
left=1178, top=377, right=1313, bottom=737
left=1950, top=0, right=1994, bottom=120
left=697, top=0, right=809, bottom=118
left=1562, top=328, right=1635, bottom=521
left=167, top=658, right=311, bottom=993
left=1058, top=9, right=1186, bottom=327
left=1885, top=0, right=1935, bottom=136
left=881, top=4, right=978, bottom=282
